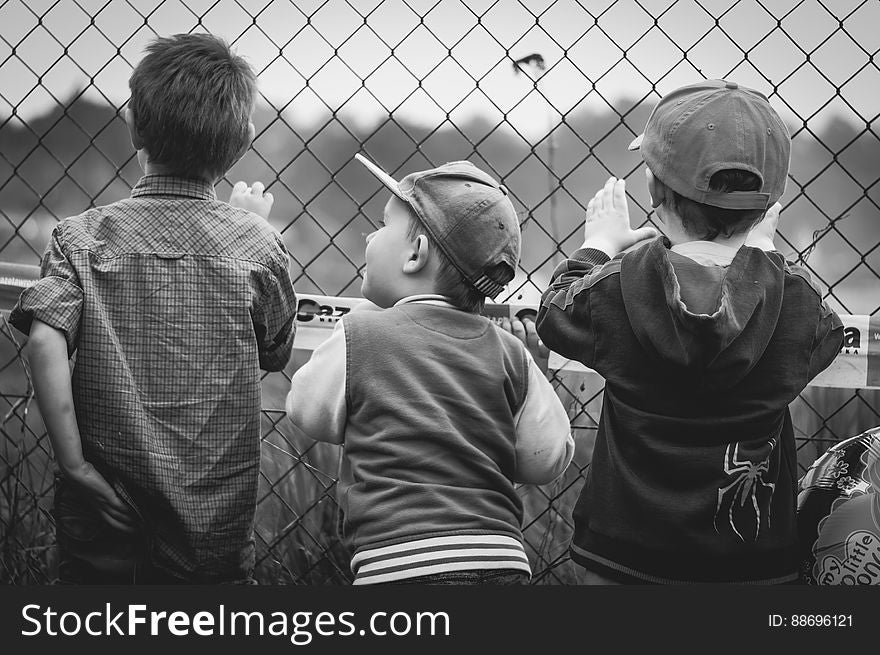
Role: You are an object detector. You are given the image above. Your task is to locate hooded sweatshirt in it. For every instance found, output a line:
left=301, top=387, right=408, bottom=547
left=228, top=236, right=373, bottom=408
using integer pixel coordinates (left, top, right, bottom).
left=537, top=236, right=844, bottom=583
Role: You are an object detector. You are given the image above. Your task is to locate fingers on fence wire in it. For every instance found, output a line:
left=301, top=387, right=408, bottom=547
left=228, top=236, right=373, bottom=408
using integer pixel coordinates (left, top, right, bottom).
left=498, top=313, right=550, bottom=377
left=228, top=180, right=273, bottom=219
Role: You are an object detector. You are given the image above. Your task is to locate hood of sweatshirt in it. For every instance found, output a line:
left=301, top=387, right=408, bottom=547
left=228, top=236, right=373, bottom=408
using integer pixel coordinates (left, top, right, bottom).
left=620, top=237, right=786, bottom=390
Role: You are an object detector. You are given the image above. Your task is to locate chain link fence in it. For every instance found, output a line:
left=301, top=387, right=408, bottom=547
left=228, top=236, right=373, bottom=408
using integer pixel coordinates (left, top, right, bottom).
left=1, top=0, right=879, bottom=584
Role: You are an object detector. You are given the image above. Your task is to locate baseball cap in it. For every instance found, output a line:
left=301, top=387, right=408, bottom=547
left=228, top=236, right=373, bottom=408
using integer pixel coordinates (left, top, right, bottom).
left=354, top=153, right=521, bottom=299
left=628, top=79, right=790, bottom=210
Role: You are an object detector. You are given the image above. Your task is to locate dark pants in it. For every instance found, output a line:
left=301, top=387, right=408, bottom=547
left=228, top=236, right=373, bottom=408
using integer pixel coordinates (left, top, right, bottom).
left=386, top=569, right=530, bottom=585
left=52, top=475, right=254, bottom=585
left=53, top=474, right=155, bottom=584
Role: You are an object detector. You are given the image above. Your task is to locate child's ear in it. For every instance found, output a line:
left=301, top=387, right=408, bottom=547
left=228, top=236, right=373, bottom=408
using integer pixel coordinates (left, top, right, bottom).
left=402, top=234, right=430, bottom=275
left=645, top=168, right=666, bottom=209
left=233, top=121, right=256, bottom=163
left=124, top=107, right=144, bottom=150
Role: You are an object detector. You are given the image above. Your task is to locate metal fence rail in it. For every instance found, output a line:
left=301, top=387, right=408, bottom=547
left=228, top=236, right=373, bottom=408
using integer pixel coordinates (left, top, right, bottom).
left=1, top=0, right=879, bottom=584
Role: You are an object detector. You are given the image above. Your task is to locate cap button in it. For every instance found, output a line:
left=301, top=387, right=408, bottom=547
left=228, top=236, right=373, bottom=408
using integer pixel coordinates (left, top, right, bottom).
left=725, top=81, right=738, bottom=90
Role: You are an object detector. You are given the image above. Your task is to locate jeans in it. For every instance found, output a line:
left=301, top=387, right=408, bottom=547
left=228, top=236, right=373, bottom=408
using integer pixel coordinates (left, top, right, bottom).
left=52, top=474, right=255, bottom=585
left=53, top=473, right=152, bottom=584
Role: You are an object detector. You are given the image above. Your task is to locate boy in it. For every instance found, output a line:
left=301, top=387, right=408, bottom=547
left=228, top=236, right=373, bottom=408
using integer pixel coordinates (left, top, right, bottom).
left=536, top=80, right=844, bottom=584
left=285, top=156, right=574, bottom=584
left=11, top=33, right=297, bottom=584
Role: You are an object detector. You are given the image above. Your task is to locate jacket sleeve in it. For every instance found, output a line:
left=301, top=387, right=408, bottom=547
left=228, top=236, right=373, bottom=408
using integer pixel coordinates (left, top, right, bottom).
left=535, top=247, right=612, bottom=368
left=808, top=308, right=844, bottom=382
left=285, top=319, right=347, bottom=445
left=787, top=263, right=845, bottom=381
left=512, top=353, right=574, bottom=485
left=807, top=289, right=845, bottom=383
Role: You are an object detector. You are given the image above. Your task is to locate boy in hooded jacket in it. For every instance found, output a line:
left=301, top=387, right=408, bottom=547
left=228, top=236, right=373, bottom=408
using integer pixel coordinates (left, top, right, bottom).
left=536, top=80, right=844, bottom=584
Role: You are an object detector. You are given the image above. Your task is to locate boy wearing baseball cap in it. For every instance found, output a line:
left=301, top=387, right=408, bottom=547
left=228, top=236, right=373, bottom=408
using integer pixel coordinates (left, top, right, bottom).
left=286, top=157, right=574, bottom=584
left=537, top=79, right=843, bottom=584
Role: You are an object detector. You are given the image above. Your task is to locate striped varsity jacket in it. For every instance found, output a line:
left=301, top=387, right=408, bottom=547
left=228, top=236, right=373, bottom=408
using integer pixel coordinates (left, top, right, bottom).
left=286, top=296, right=574, bottom=584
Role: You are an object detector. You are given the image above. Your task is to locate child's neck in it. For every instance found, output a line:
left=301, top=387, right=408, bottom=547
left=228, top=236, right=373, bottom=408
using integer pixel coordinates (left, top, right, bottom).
left=668, top=232, right=748, bottom=249
left=371, top=276, right=451, bottom=308
left=661, top=211, right=747, bottom=250
left=141, top=159, right=215, bottom=184
left=390, top=282, right=446, bottom=306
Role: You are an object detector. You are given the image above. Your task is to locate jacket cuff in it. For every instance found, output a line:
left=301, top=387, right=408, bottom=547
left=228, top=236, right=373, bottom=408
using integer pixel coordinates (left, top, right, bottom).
left=569, top=247, right=612, bottom=266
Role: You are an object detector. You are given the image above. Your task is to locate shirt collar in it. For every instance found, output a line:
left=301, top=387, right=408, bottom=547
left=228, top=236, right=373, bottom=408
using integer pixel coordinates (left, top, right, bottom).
left=130, top=175, right=217, bottom=201
left=670, top=240, right=739, bottom=266
left=394, top=294, right=456, bottom=308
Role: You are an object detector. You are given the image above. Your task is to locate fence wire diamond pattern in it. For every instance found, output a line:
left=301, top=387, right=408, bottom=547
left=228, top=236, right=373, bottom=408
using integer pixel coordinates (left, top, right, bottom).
left=1, top=0, right=878, bottom=584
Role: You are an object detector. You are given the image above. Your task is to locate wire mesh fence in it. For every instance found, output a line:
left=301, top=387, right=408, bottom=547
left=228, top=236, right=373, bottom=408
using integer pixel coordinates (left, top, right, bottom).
left=1, top=0, right=879, bottom=584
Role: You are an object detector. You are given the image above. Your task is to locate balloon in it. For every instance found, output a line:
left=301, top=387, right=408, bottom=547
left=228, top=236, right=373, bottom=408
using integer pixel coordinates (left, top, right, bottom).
left=796, top=426, right=880, bottom=585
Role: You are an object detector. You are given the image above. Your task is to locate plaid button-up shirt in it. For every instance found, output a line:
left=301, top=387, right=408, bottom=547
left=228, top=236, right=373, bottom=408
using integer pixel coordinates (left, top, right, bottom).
left=11, top=175, right=297, bottom=580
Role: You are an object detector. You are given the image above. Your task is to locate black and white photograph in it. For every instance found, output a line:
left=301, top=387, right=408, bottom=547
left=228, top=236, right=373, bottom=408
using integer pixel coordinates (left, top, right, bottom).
left=0, top=0, right=877, bottom=649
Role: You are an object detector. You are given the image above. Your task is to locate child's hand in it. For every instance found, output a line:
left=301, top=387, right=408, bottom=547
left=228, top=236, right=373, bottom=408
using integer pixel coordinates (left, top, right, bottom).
left=65, top=461, right=139, bottom=533
left=230, top=181, right=274, bottom=219
left=583, top=177, right=658, bottom=256
left=501, top=315, right=550, bottom=377
left=744, top=202, right=781, bottom=252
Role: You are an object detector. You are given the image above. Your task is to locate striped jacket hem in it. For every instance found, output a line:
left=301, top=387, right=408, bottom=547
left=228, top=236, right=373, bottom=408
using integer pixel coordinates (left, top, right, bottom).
left=351, top=534, right=531, bottom=585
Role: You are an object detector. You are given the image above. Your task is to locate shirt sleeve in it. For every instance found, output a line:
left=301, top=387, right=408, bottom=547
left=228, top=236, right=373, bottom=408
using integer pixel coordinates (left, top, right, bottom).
left=253, top=234, right=297, bottom=372
left=9, top=226, right=83, bottom=355
left=285, top=319, right=347, bottom=445
left=512, top=352, right=575, bottom=485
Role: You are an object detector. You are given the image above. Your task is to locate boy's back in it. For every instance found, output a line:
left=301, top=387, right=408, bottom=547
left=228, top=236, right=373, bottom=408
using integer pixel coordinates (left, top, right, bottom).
left=287, top=158, right=574, bottom=585
left=292, top=298, right=572, bottom=585
left=539, top=237, right=841, bottom=583
left=537, top=80, right=844, bottom=584
left=13, top=175, right=296, bottom=580
left=11, top=34, right=297, bottom=583
left=341, top=303, right=530, bottom=582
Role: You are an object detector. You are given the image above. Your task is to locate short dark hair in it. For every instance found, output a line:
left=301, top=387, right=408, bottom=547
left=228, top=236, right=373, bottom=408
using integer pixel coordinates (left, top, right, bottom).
left=405, top=214, right=508, bottom=314
left=666, top=169, right=766, bottom=240
left=128, top=33, right=257, bottom=180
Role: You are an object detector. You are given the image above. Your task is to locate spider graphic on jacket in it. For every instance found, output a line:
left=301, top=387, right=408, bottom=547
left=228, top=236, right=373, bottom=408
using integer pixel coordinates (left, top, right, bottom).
left=714, top=438, right=778, bottom=542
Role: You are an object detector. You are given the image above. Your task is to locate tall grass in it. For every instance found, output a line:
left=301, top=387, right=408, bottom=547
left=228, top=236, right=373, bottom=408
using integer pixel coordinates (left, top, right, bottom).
left=2, top=339, right=877, bottom=585
left=0, top=320, right=56, bottom=583
left=255, top=410, right=351, bottom=584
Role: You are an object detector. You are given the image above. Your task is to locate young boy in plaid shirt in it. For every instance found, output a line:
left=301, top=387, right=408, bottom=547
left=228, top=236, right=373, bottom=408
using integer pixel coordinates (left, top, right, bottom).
left=11, top=33, right=297, bottom=584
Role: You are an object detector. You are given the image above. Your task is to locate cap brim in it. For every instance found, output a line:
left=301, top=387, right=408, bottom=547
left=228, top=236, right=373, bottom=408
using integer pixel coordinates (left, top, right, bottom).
left=627, top=134, right=644, bottom=151
left=354, top=153, right=407, bottom=202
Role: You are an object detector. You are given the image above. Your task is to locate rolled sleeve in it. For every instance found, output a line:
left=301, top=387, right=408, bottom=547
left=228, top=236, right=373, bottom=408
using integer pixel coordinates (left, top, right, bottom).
left=253, top=238, right=297, bottom=372
left=9, top=230, right=83, bottom=355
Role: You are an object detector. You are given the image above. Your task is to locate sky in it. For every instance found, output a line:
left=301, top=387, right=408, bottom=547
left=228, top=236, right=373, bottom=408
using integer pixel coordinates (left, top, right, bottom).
left=1, top=0, right=878, bottom=139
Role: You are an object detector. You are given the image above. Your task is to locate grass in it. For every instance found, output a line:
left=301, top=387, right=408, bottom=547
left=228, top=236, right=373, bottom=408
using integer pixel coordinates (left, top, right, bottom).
left=254, top=410, right=352, bottom=584
left=2, top=337, right=877, bottom=585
